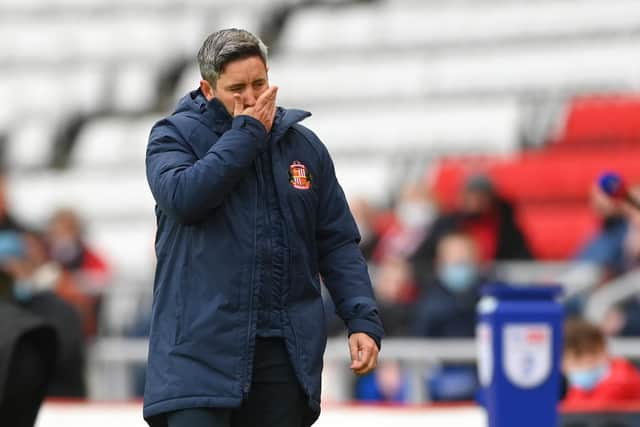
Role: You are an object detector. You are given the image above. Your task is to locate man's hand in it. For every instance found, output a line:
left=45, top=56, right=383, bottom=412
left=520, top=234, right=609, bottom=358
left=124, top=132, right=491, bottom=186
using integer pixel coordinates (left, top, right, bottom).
left=233, top=85, right=278, bottom=133
left=349, top=332, right=379, bottom=376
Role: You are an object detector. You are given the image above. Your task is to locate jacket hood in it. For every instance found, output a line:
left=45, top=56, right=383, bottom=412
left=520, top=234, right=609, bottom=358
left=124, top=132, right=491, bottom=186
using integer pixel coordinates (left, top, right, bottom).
left=175, top=88, right=311, bottom=139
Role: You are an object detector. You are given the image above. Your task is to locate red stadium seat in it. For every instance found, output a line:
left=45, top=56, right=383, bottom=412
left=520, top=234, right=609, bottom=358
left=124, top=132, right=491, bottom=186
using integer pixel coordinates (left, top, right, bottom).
left=515, top=203, right=599, bottom=260
left=550, top=95, right=640, bottom=148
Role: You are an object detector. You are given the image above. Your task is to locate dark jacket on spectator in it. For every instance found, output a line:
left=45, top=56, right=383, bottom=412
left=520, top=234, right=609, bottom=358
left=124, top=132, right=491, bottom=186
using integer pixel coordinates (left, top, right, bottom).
left=144, top=89, right=383, bottom=426
left=0, top=299, right=57, bottom=403
left=412, top=279, right=482, bottom=338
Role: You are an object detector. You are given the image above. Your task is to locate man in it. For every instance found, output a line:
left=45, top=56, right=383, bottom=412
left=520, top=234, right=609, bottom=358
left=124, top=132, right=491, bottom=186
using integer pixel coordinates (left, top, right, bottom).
left=144, top=29, right=384, bottom=427
left=562, top=318, right=640, bottom=409
left=413, top=232, right=485, bottom=338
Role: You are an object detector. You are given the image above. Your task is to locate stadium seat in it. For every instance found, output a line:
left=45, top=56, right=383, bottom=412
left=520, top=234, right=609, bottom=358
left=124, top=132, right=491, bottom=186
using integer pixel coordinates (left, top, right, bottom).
left=5, top=118, right=58, bottom=169
left=550, top=95, right=640, bottom=147
left=71, top=115, right=158, bottom=169
left=515, top=203, right=599, bottom=260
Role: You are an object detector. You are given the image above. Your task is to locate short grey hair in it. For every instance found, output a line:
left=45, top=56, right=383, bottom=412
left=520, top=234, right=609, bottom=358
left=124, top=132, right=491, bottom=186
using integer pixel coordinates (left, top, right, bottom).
left=197, top=28, right=268, bottom=86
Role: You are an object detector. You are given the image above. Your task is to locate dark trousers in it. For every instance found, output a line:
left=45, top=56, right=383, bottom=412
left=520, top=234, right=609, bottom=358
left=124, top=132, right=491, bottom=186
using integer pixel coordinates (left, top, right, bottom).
left=166, top=337, right=308, bottom=427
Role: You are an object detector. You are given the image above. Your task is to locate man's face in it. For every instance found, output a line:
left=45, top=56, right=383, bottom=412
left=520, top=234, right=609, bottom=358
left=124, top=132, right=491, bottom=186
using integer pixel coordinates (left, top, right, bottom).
left=201, top=55, right=269, bottom=116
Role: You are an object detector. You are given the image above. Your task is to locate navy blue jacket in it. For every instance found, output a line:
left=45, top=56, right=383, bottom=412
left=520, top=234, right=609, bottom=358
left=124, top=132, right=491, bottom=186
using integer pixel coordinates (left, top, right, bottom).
left=143, top=89, right=384, bottom=425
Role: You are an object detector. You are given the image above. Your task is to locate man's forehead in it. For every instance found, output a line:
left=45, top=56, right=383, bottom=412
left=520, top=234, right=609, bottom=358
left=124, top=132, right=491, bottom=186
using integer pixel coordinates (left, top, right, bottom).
left=219, top=56, right=267, bottom=80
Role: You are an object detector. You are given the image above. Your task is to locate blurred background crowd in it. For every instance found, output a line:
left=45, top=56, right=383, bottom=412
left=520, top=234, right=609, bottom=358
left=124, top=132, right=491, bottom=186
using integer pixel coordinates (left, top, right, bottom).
left=1, top=0, right=640, bottom=411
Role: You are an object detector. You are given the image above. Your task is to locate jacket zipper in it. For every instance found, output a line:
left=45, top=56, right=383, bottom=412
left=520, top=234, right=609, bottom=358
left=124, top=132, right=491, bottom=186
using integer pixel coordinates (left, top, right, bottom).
left=243, top=158, right=262, bottom=397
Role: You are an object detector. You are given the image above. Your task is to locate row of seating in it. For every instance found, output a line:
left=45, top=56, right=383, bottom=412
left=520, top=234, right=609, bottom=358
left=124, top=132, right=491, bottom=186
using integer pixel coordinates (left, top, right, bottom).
left=264, top=38, right=640, bottom=107
left=432, top=148, right=640, bottom=207
left=280, top=0, right=640, bottom=54
left=6, top=170, right=155, bottom=226
left=0, top=0, right=285, bottom=13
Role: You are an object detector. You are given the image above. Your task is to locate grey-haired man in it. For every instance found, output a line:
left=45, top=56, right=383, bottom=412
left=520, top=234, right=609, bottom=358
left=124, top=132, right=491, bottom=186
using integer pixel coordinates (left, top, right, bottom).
left=144, top=28, right=384, bottom=427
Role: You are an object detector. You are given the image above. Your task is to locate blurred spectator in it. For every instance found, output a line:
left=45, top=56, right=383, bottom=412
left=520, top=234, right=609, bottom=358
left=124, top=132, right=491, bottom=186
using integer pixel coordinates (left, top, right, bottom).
left=562, top=318, right=640, bottom=409
left=374, top=182, right=438, bottom=262
left=349, top=198, right=382, bottom=262
left=372, top=257, right=418, bottom=336
left=3, top=232, right=86, bottom=397
left=575, top=184, right=630, bottom=277
left=47, top=209, right=110, bottom=336
left=600, top=299, right=640, bottom=337
left=47, top=209, right=110, bottom=286
left=412, top=232, right=484, bottom=402
left=412, top=233, right=486, bottom=337
left=0, top=231, right=58, bottom=426
left=355, top=360, right=410, bottom=403
left=412, top=174, right=531, bottom=283
left=0, top=175, right=25, bottom=233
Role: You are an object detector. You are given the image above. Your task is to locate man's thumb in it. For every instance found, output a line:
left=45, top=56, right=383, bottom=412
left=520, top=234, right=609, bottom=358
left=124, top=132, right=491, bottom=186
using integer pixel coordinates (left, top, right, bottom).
left=233, top=95, right=244, bottom=116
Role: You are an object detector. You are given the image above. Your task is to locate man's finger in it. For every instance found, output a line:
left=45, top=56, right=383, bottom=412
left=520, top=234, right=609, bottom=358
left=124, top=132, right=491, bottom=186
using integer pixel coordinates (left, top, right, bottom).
left=233, top=94, right=244, bottom=117
left=349, top=338, right=360, bottom=369
left=257, top=85, right=278, bottom=107
left=355, top=347, right=373, bottom=373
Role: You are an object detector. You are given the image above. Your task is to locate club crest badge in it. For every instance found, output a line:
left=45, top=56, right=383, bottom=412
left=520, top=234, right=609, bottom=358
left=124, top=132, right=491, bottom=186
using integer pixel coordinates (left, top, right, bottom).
left=503, top=323, right=552, bottom=389
left=289, top=161, right=312, bottom=190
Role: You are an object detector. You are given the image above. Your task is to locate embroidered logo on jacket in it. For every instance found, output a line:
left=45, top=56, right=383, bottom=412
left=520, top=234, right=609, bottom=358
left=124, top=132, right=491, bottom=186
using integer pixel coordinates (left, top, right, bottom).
left=288, top=161, right=312, bottom=190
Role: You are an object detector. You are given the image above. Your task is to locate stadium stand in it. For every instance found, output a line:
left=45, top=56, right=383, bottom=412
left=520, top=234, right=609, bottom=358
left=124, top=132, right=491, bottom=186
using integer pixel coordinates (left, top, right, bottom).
left=1, top=0, right=640, bottom=414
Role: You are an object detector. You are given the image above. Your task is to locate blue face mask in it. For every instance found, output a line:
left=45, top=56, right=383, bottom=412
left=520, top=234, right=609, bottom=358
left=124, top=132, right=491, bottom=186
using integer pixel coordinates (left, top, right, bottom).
left=568, top=363, right=609, bottom=391
left=438, top=263, right=477, bottom=293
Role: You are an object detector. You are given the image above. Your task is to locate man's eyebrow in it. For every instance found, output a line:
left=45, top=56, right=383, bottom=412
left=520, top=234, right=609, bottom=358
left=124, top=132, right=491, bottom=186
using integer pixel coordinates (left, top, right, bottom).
left=226, top=82, right=246, bottom=90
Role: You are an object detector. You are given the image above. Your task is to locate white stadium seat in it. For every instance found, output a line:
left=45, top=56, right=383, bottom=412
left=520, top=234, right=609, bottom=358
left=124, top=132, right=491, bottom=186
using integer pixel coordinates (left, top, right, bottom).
left=5, top=118, right=58, bottom=170
left=71, top=115, right=159, bottom=169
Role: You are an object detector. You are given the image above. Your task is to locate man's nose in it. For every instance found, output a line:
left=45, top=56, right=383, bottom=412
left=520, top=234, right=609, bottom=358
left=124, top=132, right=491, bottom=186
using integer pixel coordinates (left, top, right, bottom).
left=244, top=89, right=257, bottom=107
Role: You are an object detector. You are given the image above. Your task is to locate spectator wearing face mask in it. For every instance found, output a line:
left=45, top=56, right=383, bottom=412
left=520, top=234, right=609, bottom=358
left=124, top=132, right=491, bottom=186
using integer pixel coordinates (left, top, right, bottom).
left=412, top=232, right=486, bottom=338
left=374, top=182, right=438, bottom=263
left=46, top=209, right=110, bottom=336
left=562, top=318, right=640, bottom=410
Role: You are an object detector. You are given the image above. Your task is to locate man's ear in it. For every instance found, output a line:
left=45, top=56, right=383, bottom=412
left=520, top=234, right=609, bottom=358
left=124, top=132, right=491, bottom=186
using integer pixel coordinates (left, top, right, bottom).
left=200, top=79, right=215, bottom=101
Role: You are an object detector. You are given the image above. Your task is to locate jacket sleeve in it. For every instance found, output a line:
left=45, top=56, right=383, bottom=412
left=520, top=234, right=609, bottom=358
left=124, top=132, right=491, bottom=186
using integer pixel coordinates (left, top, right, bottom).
left=145, top=115, right=268, bottom=223
left=314, top=139, right=384, bottom=347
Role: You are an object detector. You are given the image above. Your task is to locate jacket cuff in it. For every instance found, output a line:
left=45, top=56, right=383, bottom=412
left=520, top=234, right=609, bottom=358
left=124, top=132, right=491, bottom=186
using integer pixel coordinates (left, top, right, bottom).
left=347, top=318, right=384, bottom=350
left=231, top=115, right=268, bottom=149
